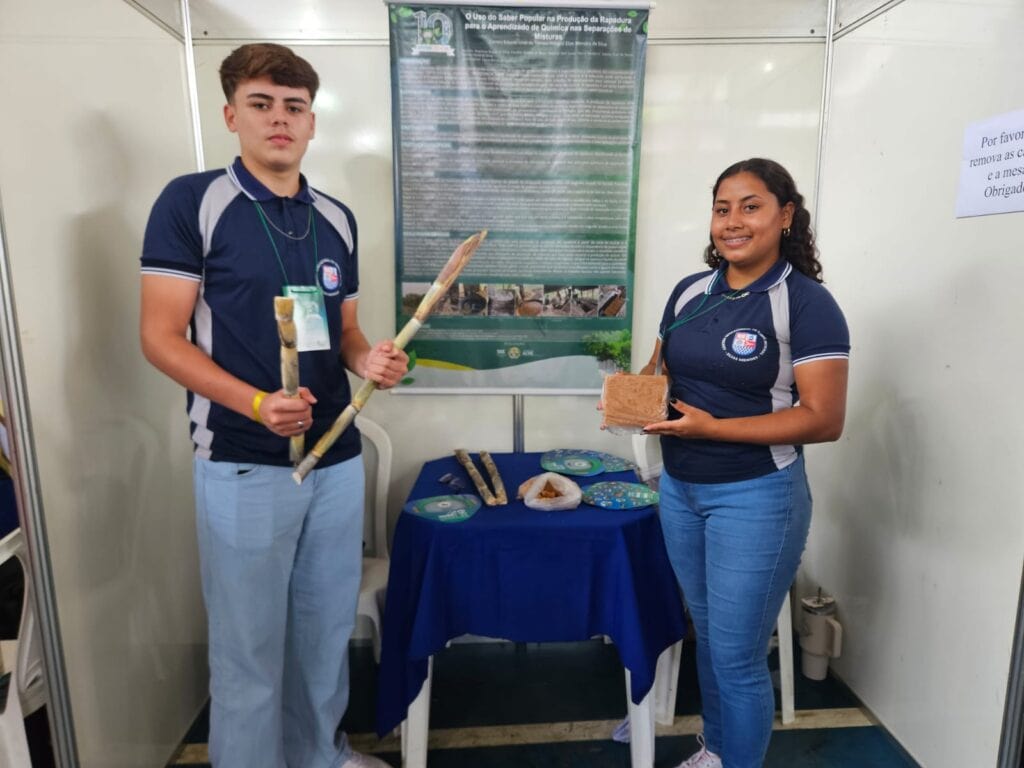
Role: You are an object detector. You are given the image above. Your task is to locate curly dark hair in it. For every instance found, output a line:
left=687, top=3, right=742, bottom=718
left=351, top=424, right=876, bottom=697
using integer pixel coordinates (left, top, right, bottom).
left=703, top=158, right=823, bottom=283
left=219, top=43, right=320, bottom=103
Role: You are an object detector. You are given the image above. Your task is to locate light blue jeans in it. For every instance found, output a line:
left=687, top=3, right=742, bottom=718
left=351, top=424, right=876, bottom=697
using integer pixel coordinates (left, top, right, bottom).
left=658, top=456, right=812, bottom=768
left=194, top=455, right=365, bottom=768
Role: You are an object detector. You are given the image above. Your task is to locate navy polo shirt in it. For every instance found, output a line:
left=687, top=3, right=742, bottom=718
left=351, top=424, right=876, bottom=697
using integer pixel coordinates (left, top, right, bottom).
left=658, top=259, right=849, bottom=484
left=141, top=157, right=362, bottom=467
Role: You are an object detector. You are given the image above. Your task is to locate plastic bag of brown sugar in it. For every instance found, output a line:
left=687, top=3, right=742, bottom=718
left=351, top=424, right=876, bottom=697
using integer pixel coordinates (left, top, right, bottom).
left=517, top=472, right=582, bottom=511
left=601, top=373, right=669, bottom=434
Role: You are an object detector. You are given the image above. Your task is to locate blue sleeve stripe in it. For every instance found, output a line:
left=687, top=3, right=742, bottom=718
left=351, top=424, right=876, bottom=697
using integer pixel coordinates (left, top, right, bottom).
left=793, top=352, right=849, bottom=366
left=345, top=291, right=359, bottom=301
left=140, top=266, right=202, bottom=281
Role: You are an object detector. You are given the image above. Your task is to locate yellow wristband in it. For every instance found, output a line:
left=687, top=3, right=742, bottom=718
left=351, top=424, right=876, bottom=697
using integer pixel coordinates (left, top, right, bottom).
left=251, top=390, right=268, bottom=423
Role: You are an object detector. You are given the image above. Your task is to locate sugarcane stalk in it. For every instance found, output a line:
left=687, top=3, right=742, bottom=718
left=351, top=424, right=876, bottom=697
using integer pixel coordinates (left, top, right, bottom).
left=292, top=230, right=488, bottom=484
left=478, top=450, right=508, bottom=504
left=454, top=450, right=498, bottom=506
left=274, top=296, right=303, bottom=466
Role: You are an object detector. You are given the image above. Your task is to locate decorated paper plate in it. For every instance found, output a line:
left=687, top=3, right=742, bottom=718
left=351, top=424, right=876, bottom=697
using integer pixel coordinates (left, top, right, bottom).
left=581, top=481, right=659, bottom=510
left=539, top=449, right=604, bottom=476
left=540, top=449, right=635, bottom=476
left=404, top=494, right=481, bottom=523
left=587, top=451, right=635, bottom=473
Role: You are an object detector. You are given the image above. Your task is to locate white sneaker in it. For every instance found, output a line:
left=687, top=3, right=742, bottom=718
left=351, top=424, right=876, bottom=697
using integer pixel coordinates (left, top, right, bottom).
left=674, top=733, right=722, bottom=768
left=339, top=751, right=392, bottom=768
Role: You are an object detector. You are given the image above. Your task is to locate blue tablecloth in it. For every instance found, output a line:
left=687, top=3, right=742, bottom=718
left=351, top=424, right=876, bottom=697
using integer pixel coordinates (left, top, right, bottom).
left=375, top=451, right=686, bottom=736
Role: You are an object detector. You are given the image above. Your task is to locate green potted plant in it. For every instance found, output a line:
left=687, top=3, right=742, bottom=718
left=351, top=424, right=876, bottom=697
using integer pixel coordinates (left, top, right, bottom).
left=583, top=329, right=632, bottom=374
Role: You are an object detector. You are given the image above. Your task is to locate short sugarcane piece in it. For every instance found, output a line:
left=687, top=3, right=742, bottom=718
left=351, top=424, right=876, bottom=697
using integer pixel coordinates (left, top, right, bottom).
left=454, top=450, right=498, bottom=506
left=478, top=451, right=508, bottom=504
left=292, top=230, right=488, bottom=484
left=274, top=296, right=303, bottom=466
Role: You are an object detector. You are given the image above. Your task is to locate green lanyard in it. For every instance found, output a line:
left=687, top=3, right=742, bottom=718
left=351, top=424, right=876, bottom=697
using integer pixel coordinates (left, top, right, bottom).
left=253, top=202, right=318, bottom=290
left=664, top=271, right=749, bottom=335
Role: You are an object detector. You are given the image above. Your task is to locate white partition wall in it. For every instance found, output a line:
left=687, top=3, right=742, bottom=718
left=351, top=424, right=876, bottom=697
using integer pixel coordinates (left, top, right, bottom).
left=530, top=35, right=825, bottom=449
left=0, top=1, right=208, bottom=765
left=191, top=1, right=826, bottom=519
left=805, top=2, right=1024, bottom=766
left=194, top=38, right=520, bottom=514
left=23, top=1, right=1023, bottom=765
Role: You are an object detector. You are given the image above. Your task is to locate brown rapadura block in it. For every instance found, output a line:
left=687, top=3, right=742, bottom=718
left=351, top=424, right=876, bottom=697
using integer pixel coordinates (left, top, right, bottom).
left=601, top=373, right=669, bottom=430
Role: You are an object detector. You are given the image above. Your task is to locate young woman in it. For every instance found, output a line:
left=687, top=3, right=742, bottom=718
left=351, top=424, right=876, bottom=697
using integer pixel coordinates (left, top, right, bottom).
left=641, top=158, right=849, bottom=767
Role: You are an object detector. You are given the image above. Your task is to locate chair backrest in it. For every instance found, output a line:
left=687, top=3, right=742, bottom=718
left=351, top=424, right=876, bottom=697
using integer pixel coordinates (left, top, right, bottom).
left=0, top=528, right=44, bottom=709
left=631, top=433, right=663, bottom=483
left=357, top=416, right=393, bottom=559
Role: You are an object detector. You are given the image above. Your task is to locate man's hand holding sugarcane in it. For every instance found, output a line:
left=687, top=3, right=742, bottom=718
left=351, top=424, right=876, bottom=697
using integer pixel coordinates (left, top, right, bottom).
left=261, top=334, right=406, bottom=438
left=293, top=231, right=486, bottom=483
left=260, top=337, right=406, bottom=439
left=357, top=340, right=409, bottom=390
left=255, top=388, right=317, bottom=438
left=256, top=336, right=404, bottom=441
left=338, top=298, right=409, bottom=391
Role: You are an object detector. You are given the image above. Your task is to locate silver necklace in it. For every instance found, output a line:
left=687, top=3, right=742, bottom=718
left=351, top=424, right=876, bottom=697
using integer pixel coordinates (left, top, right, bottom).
left=254, top=202, right=313, bottom=241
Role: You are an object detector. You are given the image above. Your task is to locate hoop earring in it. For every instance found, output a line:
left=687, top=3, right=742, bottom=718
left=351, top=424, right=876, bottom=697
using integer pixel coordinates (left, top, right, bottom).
left=782, top=227, right=791, bottom=237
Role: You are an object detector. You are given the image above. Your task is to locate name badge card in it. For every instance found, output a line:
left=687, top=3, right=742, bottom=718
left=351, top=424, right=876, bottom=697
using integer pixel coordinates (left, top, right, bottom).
left=284, top=285, right=330, bottom=351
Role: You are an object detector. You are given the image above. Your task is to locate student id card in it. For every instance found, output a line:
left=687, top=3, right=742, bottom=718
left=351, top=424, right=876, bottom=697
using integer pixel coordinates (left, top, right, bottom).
left=284, top=285, right=331, bottom=351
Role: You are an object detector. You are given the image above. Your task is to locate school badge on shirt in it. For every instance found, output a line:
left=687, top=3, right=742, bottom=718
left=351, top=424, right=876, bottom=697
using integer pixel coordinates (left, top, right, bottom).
left=317, top=258, right=342, bottom=296
left=732, top=332, right=758, bottom=356
left=723, top=328, right=768, bottom=362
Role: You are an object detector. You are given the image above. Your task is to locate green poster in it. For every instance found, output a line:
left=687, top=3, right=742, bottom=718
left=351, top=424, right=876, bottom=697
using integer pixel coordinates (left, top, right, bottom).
left=388, top=3, right=649, bottom=391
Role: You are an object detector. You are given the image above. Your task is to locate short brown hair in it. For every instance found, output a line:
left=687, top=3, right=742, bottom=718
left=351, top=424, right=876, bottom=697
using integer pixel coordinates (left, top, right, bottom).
left=219, top=43, right=320, bottom=103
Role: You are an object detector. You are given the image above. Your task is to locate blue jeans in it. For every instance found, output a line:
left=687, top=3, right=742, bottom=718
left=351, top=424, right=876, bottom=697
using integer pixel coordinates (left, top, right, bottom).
left=658, top=456, right=811, bottom=768
left=194, top=456, right=365, bottom=768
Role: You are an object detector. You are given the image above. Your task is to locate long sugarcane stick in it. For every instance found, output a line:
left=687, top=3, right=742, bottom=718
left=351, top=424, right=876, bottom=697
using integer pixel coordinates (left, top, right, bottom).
left=274, top=297, right=304, bottom=466
left=479, top=450, right=508, bottom=504
left=292, top=230, right=488, bottom=484
left=454, top=450, right=498, bottom=506
left=453, top=450, right=507, bottom=506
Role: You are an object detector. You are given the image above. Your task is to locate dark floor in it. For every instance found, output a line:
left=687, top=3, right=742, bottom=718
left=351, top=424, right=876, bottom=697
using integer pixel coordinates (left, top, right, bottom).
left=170, top=637, right=919, bottom=767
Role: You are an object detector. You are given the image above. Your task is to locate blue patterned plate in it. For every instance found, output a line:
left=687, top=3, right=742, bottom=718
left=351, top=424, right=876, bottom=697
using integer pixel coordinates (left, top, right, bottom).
left=540, top=449, right=635, bottom=476
left=587, top=451, right=634, bottom=473
left=540, top=449, right=604, bottom=476
left=581, top=481, right=659, bottom=510
left=404, top=494, right=481, bottom=523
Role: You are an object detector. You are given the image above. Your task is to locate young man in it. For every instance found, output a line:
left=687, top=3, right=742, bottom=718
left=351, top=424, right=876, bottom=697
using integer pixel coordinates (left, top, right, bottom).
left=140, top=44, right=405, bottom=768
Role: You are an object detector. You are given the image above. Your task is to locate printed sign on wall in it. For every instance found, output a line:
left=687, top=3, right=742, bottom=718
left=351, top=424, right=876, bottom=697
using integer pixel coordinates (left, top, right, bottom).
left=955, top=108, right=1024, bottom=218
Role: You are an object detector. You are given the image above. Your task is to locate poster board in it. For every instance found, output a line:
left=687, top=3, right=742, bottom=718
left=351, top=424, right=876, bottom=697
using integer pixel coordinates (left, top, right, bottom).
left=387, top=2, right=650, bottom=392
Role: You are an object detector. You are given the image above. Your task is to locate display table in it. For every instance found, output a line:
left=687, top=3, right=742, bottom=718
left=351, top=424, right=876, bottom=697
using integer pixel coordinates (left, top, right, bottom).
left=375, top=452, right=686, bottom=766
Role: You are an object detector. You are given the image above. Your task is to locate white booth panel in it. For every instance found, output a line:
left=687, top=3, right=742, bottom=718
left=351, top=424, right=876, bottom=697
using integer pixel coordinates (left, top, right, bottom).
left=632, top=41, right=824, bottom=371
left=195, top=42, right=515, bottom=522
left=649, top=0, right=826, bottom=39
left=130, top=0, right=827, bottom=42
left=194, top=33, right=824, bottom=523
left=0, top=1, right=207, bottom=766
left=808, top=2, right=1024, bottom=766
left=189, top=0, right=389, bottom=40
left=126, top=0, right=185, bottom=36
left=194, top=41, right=401, bottom=396
left=835, top=0, right=892, bottom=34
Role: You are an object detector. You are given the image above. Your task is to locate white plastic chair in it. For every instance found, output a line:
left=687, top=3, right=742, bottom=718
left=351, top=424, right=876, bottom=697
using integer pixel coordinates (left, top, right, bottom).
left=630, top=434, right=796, bottom=726
left=772, top=590, right=796, bottom=724
left=0, top=527, right=43, bottom=767
left=0, top=529, right=44, bottom=716
left=0, top=659, right=32, bottom=768
left=355, top=416, right=393, bottom=663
